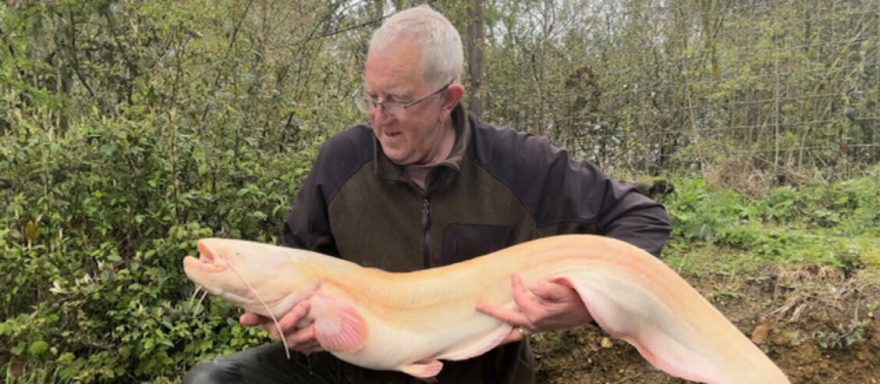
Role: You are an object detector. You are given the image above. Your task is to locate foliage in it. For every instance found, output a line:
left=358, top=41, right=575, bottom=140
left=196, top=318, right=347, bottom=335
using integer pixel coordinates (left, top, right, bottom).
left=663, top=168, right=880, bottom=269
left=0, top=1, right=347, bottom=382
left=0, top=102, right=317, bottom=382
left=479, top=0, right=879, bottom=177
left=1, top=0, right=878, bottom=383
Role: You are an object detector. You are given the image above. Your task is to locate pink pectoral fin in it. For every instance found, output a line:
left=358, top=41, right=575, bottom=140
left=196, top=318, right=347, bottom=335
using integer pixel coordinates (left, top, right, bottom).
left=311, top=295, right=368, bottom=353
left=400, top=359, right=443, bottom=380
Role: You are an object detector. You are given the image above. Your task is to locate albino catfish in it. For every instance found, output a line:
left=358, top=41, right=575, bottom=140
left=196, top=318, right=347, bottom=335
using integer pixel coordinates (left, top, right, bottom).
left=182, top=234, right=789, bottom=383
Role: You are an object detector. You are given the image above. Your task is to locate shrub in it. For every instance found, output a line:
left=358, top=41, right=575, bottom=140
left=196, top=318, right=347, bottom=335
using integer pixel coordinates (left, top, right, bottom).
left=0, top=108, right=315, bottom=382
left=664, top=173, right=880, bottom=267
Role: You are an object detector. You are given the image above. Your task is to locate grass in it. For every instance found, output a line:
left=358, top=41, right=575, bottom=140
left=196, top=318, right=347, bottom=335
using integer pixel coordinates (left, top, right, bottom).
left=664, top=218, right=880, bottom=287
left=660, top=170, right=880, bottom=285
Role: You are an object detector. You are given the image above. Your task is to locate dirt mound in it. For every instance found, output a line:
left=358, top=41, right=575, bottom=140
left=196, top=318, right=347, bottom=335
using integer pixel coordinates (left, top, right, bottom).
left=533, top=265, right=880, bottom=383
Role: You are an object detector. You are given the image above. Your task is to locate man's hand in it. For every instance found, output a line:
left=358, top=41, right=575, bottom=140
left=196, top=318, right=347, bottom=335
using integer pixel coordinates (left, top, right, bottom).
left=239, top=296, right=325, bottom=355
left=476, top=273, right=593, bottom=344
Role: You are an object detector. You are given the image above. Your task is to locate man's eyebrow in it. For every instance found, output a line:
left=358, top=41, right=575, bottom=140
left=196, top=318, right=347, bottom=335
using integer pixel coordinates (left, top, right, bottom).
left=366, top=84, right=411, bottom=100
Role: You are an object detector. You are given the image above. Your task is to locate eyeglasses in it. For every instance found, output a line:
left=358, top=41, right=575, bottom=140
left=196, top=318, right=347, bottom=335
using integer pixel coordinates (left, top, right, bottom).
left=356, top=81, right=452, bottom=116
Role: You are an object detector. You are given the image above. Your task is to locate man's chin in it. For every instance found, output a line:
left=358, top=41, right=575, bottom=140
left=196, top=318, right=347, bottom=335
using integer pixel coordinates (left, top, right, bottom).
left=381, top=146, right=411, bottom=164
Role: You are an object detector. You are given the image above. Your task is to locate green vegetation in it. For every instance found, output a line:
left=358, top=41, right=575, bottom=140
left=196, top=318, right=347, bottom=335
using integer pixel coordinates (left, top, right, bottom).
left=662, top=169, right=880, bottom=276
left=0, top=112, right=313, bottom=382
left=1, top=0, right=878, bottom=383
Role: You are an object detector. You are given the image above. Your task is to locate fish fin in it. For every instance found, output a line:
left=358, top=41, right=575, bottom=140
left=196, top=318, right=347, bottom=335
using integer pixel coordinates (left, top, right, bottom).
left=437, top=323, right=513, bottom=361
left=311, top=294, right=367, bottom=353
left=558, top=275, right=721, bottom=383
left=399, top=359, right=443, bottom=379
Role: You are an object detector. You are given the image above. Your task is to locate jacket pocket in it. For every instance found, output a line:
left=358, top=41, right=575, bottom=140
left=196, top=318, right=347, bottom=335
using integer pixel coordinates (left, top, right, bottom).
left=441, top=224, right=513, bottom=265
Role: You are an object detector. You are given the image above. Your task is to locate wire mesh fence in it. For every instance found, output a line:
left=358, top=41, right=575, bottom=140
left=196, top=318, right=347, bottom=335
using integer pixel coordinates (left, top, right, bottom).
left=2, top=0, right=877, bottom=184
left=476, top=0, right=880, bottom=181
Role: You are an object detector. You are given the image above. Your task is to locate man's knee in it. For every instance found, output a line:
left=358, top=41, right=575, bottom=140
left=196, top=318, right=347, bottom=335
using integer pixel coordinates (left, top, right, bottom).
left=183, top=359, right=242, bottom=384
left=182, top=344, right=334, bottom=384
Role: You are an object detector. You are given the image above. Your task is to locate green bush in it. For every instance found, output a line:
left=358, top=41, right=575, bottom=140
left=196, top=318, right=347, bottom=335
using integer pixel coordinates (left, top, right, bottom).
left=663, top=178, right=754, bottom=242
left=2, top=1, right=877, bottom=382
left=0, top=109, right=317, bottom=382
left=1, top=1, right=365, bottom=380
left=664, top=172, right=880, bottom=267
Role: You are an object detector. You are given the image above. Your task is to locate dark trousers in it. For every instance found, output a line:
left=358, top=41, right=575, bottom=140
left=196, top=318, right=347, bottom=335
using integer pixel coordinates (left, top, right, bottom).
left=183, top=343, right=348, bottom=384
left=184, top=341, right=533, bottom=384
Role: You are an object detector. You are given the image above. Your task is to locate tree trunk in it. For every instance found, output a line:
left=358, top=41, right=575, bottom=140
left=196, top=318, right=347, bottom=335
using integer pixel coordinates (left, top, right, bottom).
left=466, top=0, right=484, bottom=118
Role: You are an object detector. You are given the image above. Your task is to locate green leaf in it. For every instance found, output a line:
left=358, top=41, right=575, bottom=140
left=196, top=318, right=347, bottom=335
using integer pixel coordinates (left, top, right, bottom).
left=25, top=219, right=38, bottom=242
left=57, top=367, right=75, bottom=380
left=28, top=339, right=50, bottom=355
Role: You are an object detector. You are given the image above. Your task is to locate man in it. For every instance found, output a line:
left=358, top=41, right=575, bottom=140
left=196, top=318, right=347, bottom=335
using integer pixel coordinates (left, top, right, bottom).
left=185, top=5, right=670, bottom=384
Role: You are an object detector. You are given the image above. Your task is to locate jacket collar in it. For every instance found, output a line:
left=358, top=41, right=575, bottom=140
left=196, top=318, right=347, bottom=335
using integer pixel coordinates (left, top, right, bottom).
left=374, top=104, right=471, bottom=189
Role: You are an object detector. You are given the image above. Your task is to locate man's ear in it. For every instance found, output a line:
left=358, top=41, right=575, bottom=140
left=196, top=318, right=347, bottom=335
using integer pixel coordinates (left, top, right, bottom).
left=441, top=83, right=465, bottom=114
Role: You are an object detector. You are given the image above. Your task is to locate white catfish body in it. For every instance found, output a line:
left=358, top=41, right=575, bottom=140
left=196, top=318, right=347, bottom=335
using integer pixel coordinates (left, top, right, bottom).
left=183, top=235, right=789, bottom=383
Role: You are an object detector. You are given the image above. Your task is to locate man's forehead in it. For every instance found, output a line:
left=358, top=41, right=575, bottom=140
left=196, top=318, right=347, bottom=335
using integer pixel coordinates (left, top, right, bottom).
left=364, top=40, right=427, bottom=95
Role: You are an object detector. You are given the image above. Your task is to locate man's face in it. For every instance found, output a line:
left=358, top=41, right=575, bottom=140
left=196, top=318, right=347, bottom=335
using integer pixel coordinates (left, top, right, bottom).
left=364, top=39, right=450, bottom=166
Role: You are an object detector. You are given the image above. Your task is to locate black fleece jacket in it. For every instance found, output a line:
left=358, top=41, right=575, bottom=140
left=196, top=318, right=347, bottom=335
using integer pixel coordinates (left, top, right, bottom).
left=282, top=105, right=671, bottom=384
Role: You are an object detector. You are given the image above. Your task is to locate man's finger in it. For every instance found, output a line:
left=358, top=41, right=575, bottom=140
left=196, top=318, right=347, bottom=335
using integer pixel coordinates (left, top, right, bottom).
left=475, top=302, right=529, bottom=327
left=290, top=324, right=317, bottom=345
left=285, top=324, right=320, bottom=352
left=262, top=299, right=312, bottom=339
left=239, top=312, right=267, bottom=327
left=244, top=300, right=315, bottom=340
left=526, top=279, right=573, bottom=302
left=279, top=300, right=312, bottom=330
left=298, top=341, right=324, bottom=355
left=499, top=328, right=524, bottom=345
left=510, top=274, right=542, bottom=312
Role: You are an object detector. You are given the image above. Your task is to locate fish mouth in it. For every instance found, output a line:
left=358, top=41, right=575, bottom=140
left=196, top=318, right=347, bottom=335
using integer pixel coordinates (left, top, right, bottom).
left=187, top=239, right=225, bottom=272
left=197, top=240, right=215, bottom=264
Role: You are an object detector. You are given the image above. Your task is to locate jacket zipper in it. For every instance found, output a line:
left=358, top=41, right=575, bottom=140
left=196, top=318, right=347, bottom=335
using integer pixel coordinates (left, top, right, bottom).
left=421, top=197, right=432, bottom=268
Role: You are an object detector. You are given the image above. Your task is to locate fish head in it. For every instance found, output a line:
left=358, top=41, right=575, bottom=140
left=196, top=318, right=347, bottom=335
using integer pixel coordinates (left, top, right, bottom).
left=183, top=238, right=320, bottom=316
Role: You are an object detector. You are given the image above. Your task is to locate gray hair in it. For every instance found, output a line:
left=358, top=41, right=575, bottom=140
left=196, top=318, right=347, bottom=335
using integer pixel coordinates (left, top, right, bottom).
left=368, top=5, right=463, bottom=88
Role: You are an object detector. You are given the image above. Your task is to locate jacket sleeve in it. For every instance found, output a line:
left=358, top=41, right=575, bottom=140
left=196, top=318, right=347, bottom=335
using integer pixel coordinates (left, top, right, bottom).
left=281, top=148, right=339, bottom=256
left=588, top=166, right=671, bottom=256
left=473, top=123, right=671, bottom=257
left=281, top=126, right=376, bottom=256
left=535, top=145, right=671, bottom=256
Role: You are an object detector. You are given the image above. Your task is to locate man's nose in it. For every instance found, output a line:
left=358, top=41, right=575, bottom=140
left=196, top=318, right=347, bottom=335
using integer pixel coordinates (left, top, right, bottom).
left=370, top=104, right=391, bottom=124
